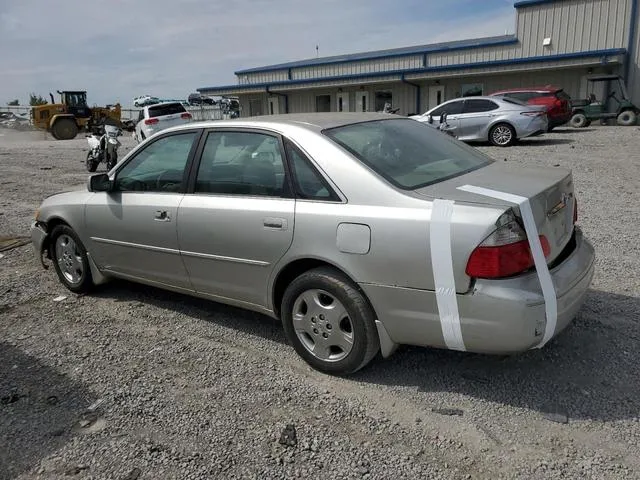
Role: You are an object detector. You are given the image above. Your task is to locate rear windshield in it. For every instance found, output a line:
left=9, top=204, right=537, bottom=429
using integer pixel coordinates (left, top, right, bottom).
left=148, top=103, right=186, bottom=118
left=324, top=118, right=493, bottom=190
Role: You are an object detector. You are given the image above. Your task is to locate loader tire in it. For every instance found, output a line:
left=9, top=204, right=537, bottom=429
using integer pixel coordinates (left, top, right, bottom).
left=52, top=118, right=78, bottom=140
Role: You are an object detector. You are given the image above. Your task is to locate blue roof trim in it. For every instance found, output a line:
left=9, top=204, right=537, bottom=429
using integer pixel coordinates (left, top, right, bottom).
left=199, top=48, right=626, bottom=94
left=234, top=36, right=517, bottom=75
left=514, top=0, right=562, bottom=7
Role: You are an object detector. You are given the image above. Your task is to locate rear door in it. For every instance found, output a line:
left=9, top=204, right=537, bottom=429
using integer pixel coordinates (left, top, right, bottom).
left=458, top=99, right=500, bottom=139
left=148, top=103, right=191, bottom=130
left=177, top=129, right=295, bottom=308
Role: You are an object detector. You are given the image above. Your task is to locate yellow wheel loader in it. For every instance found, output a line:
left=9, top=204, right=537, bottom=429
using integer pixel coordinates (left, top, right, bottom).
left=31, top=91, right=122, bottom=140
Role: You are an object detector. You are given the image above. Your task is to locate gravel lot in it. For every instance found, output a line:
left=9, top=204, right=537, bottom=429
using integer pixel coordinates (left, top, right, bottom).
left=1, top=126, right=639, bottom=480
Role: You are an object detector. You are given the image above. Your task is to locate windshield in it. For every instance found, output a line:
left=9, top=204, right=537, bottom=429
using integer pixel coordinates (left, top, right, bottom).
left=324, top=118, right=493, bottom=189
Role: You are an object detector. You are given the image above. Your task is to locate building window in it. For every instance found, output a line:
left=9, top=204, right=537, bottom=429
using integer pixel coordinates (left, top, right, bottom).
left=316, top=95, right=331, bottom=112
left=461, top=83, right=484, bottom=97
left=374, top=90, right=393, bottom=112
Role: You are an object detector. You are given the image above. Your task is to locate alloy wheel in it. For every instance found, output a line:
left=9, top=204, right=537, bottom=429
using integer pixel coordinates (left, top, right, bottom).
left=55, top=234, right=84, bottom=285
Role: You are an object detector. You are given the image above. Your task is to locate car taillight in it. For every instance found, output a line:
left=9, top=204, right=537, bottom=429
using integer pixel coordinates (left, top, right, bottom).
left=144, top=118, right=159, bottom=125
left=181, top=112, right=192, bottom=119
left=466, top=211, right=551, bottom=279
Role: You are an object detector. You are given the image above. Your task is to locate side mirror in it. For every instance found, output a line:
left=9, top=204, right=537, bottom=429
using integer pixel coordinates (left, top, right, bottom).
left=440, top=112, right=448, bottom=124
left=427, top=115, right=433, bottom=124
left=88, top=173, right=112, bottom=192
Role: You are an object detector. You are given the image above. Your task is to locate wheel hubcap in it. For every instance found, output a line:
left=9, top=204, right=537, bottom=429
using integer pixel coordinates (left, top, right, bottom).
left=493, top=126, right=512, bottom=145
left=292, top=289, right=354, bottom=362
left=55, top=235, right=84, bottom=285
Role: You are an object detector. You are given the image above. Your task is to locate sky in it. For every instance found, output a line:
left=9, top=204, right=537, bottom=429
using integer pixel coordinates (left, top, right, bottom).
left=1, top=0, right=517, bottom=107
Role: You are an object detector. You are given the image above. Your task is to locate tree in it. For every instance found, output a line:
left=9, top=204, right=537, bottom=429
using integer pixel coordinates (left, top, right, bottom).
left=29, top=93, right=48, bottom=106
left=7, top=99, right=19, bottom=106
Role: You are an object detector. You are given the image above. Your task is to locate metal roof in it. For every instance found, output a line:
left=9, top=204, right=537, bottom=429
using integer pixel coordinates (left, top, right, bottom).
left=234, top=35, right=517, bottom=75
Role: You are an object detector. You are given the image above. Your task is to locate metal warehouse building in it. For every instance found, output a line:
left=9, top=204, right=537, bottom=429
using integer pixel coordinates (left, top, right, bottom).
left=199, top=0, right=640, bottom=117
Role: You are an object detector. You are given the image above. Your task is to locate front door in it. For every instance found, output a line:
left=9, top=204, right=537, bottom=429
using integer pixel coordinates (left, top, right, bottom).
left=336, top=92, right=349, bottom=112
left=356, top=91, right=369, bottom=112
left=85, top=131, right=200, bottom=289
left=268, top=97, right=280, bottom=115
left=178, top=129, right=295, bottom=308
left=428, top=85, right=445, bottom=109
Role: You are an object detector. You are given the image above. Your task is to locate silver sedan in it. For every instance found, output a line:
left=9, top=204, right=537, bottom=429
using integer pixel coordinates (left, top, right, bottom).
left=410, top=96, right=548, bottom=146
left=31, top=113, right=594, bottom=375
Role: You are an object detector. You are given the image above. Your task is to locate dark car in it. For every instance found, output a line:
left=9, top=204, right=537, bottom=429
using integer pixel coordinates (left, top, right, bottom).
left=187, top=93, right=216, bottom=106
left=490, top=86, right=572, bottom=131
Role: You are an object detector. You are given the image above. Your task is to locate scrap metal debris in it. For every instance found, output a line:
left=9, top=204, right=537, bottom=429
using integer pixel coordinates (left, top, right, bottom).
left=279, top=424, right=297, bottom=447
left=0, top=235, right=31, bottom=252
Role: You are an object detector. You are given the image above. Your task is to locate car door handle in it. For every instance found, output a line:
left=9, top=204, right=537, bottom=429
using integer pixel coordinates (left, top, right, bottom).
left=154, top=210, right=171, bottom=222
left=263, top=217, right=287, bottom=230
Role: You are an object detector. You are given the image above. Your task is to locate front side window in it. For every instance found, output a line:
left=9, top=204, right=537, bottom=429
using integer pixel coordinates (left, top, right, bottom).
left=431, top=100, right=464, bottom=117
left=324, top=118, right=492, bottom=190
left=195, top=131, right=286, bottom=197
left=114, top=132, right=197, bottom=192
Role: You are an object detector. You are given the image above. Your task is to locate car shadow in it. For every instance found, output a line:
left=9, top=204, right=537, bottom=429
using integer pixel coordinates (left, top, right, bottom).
left=0, top=342, right=97, bottom=479
left=91, top=282, right=638, bottom=422
left=354, top=289, right=640, bottom=422
left=550, top=128, right=595, bottom=134
left=517, top=138, right=575, bottom=146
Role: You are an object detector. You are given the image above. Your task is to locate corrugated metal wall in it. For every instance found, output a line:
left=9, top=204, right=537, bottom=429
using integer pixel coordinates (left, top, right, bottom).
left=628, top=0, right=640, bottom=104
left=430, top=0, right=631, bottom=67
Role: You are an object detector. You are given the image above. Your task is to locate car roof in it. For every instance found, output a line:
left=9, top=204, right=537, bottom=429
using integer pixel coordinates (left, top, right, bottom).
left=490, top=86, right=562, bottom=94
left=168, top=112, right=403, bottom=133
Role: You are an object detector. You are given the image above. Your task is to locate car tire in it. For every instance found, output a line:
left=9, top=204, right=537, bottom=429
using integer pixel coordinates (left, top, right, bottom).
left=49, top=225, right=94, bottom=294
left=281, top=267, right=380, bottom=375
left=489, top=123, right=516, bottom=147
left=617, top=110, right=637, bottom=126
left=570, top=112, right=588, bottom=128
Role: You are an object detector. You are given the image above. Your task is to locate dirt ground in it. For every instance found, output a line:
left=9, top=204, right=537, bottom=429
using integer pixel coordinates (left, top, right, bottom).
left=0, top=126, right=639, bottom=480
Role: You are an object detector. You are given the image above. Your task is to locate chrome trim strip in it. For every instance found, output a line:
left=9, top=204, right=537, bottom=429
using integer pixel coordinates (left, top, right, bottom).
left=180, top=250, right=270, bottom=266
left=91, top=237, right=180, bottom=255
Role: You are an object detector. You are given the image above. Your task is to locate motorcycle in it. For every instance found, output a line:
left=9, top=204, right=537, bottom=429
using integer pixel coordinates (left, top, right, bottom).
left=86, top=124, right=122, bottom=172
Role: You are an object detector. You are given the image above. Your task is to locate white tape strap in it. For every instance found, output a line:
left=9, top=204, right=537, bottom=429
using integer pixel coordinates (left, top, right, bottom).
left=457, top=185, right=558, bottom=348
left=430, top=199, right=466, bottom=352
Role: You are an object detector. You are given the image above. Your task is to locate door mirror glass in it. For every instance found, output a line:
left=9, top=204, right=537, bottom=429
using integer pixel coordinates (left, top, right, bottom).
left=88, top=173, right=112, bottom=192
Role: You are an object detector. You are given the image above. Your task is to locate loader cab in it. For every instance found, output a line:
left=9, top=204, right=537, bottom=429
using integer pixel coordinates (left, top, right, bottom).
left=59, top=91, right=91, bottom=118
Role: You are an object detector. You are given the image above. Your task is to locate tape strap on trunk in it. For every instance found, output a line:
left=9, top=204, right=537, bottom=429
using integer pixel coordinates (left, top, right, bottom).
left=457, top=185, right=558, bottom=348
left=430, top=199, right=466, bottom=351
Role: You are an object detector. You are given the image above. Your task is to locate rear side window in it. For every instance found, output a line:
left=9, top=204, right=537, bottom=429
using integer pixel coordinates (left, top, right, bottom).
left=463, top=99, right=499, bottom=113
left=148, top=103, right=187, bottom=118
left=284, top=141, right=338, bottom=201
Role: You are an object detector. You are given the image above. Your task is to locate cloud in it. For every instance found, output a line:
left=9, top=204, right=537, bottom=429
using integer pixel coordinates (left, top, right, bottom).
left=0, top=0, right=515, bottom=107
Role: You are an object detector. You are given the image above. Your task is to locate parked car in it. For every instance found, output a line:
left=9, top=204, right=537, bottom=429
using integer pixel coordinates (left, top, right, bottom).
left=411, top=96, right=548, bottom=147
left=31, top=113, right=594, bottom=375
left=489, top=86, right=572, bottom=131
left=187, top=93, right=216, bottom=106
left=134, top=102, right=192, bottom=143
left=133, top=95, right=161, bottom=108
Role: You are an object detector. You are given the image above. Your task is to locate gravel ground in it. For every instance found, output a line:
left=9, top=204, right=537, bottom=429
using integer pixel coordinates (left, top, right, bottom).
left=0, top=126, right=639, bottom=480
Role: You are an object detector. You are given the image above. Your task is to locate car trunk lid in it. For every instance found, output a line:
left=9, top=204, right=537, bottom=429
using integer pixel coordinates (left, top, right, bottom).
left=415, top=162, right=576, bottom=264
left=148, top=103, right=191, bottom=128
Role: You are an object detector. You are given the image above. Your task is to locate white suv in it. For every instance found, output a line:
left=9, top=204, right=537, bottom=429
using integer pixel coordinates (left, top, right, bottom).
left=134, top=102, right=192, bottom=143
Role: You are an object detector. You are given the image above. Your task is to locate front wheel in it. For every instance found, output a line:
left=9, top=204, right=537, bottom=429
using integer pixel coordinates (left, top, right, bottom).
left=49, top=225, right=94, bottom=294
left=281, top=267, right=380, bottom=375
left=617, top=110, right=637, bottom=126
left=86, top=152, right=98, bottom=172
left=489, top=123, right=516, bottom=147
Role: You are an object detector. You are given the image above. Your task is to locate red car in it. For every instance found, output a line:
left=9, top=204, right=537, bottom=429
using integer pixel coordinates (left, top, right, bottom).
left=489, top=86, right=572, bottom=131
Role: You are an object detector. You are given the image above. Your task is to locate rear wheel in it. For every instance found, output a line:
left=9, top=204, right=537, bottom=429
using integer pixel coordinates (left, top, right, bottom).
left=49, top=225, right=93, bottom=294
left=489, top=123, right=516, bottom=147
left=617, top=110, right=637, bottom=126
left=51, top=118, right=78, bottom=140
left=570, top=112, right=588, bottom=128
left=281, top=267, right=379, bottom=375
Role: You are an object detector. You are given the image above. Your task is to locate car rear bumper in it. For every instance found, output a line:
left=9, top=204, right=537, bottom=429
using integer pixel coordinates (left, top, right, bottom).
left=361, top=227, right=595, bottom=354
left=548, top=113, right=572, bottom=128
